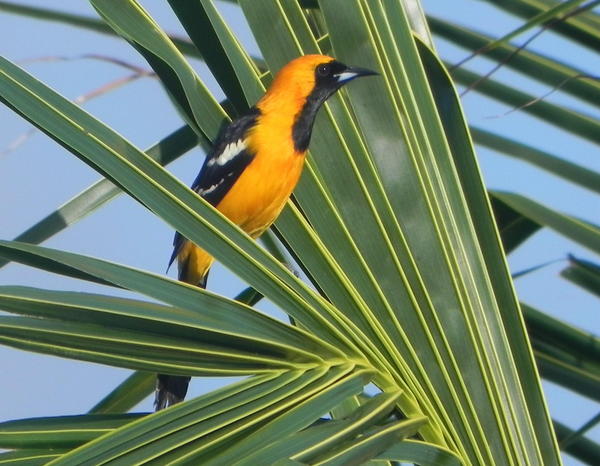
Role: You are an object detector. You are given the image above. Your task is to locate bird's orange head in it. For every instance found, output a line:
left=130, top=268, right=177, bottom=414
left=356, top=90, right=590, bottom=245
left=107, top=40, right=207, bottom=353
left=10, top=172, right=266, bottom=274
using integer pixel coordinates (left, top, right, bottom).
left=257, top=54, right=377, bottom=152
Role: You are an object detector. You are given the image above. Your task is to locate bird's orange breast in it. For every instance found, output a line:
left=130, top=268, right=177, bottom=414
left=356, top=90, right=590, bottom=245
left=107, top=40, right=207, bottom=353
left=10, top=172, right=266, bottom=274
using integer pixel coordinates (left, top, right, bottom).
left=215, top=113, right=306, bottom=237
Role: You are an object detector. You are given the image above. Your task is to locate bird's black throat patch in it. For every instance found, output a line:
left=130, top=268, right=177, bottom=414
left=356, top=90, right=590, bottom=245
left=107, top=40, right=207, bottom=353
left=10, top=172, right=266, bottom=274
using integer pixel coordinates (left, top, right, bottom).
left=292, top=60, right=348, bottom=152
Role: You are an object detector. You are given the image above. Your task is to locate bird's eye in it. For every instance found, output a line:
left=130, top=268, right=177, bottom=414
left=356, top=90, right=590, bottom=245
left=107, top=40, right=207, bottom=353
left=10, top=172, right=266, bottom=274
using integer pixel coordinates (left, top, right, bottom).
left=316, top=63, right=331, bottom=77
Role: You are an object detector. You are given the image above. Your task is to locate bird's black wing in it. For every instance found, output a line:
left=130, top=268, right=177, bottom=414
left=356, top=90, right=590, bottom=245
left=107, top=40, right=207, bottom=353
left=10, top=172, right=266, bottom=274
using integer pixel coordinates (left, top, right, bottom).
left=191, top=107, right=260, bottom=206
left=168, top=107, right=261, bottom=271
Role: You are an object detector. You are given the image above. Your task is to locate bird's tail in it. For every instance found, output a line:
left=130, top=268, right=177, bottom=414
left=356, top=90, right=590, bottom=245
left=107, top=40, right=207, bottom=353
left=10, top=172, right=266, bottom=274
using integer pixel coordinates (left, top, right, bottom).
left=155, top=374, right=191, bottom=411
left=156, top=241, right=212, bottom=411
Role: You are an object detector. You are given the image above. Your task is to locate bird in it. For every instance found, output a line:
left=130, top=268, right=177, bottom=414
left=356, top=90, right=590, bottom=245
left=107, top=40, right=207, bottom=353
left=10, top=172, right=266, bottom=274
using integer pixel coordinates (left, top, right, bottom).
left=155, top=54, right=377, bottom=410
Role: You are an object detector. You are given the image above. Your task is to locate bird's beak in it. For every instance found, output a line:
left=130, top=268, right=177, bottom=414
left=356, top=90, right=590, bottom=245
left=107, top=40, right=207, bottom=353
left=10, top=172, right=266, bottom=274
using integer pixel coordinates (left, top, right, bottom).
left=335, top=66, right=378, bottom=84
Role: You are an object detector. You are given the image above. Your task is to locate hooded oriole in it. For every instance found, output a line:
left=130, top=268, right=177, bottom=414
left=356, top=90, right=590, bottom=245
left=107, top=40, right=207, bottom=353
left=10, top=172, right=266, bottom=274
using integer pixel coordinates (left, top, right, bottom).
left=156, top=54, right=377, bottom=410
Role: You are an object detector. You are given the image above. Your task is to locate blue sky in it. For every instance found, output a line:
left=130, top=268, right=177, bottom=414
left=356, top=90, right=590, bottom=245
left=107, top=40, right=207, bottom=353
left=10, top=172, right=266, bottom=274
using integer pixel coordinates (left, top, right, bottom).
left=1, top=1, right=598, bottom=464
